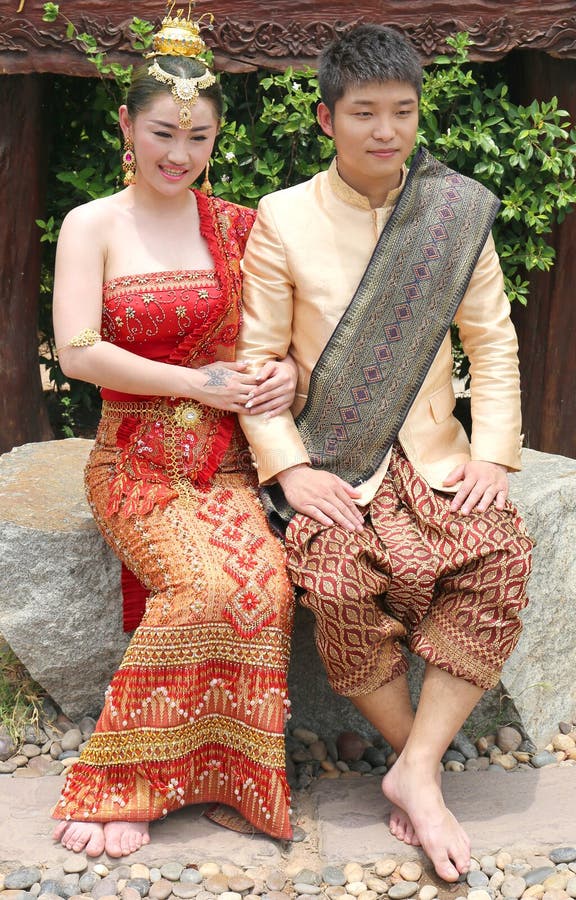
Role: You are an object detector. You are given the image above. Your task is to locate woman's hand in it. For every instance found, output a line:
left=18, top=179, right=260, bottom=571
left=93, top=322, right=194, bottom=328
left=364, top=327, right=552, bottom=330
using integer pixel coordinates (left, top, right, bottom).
left=245, top=357, right=298, bottom=416
left=192, top=361, right=259, bottom=412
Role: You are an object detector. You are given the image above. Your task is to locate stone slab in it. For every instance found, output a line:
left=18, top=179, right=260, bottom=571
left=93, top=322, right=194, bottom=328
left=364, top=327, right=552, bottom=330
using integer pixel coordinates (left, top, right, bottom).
left=311, top=766, right=576, bottom=865
left=0, top=777, right=283, bottom=869
left=1, top=767, right=575, bottom=871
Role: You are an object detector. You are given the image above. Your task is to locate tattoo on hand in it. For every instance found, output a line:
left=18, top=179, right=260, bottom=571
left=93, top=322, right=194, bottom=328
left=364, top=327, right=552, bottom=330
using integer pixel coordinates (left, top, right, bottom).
left=204, top=367, right=230, bottom=387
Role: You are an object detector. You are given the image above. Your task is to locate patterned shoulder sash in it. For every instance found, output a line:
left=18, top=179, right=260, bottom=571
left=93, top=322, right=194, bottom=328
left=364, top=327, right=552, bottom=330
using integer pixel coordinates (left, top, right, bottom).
left=262, top=148, right=501, bottom=528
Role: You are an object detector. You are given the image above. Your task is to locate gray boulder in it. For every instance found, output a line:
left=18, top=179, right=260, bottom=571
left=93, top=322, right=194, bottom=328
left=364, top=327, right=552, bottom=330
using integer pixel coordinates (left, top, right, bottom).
left=0, top=439, right=574, bottom=746
left=502, top=448, right=576, bottom=745
left=0, top=439, right=128, bottom=719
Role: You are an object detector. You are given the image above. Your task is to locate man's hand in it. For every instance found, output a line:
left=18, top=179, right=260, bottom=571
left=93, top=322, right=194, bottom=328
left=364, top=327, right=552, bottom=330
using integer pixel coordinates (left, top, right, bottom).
left=444, top=460, right=509, bottom=515
left=277, top=464, right=364, bottom=531
left=245, top=358, right=297, bottom=416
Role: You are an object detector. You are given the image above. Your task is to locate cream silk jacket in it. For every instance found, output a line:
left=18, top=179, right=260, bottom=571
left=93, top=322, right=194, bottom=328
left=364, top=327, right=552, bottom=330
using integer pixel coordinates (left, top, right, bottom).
left=238, top=160, right=523, bottom=503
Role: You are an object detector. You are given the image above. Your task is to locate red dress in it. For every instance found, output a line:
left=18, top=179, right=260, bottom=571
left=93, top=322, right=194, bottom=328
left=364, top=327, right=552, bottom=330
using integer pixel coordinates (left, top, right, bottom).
left=52, top=193, right=294, bottom=839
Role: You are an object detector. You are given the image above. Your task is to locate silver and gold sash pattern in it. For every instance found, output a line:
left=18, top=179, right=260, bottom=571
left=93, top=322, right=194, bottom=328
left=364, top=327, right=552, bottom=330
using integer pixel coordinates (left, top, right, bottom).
left=263, top=148, right=501, bottom=527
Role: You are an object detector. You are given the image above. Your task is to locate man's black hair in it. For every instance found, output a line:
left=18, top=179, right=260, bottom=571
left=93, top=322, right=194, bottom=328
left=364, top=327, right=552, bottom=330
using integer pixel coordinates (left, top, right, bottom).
left=318, top=24, right=423, bottom=113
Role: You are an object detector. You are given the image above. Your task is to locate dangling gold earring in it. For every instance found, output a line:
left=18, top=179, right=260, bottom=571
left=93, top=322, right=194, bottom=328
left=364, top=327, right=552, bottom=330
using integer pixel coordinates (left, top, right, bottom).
left=200, top=160, right=213, bottom=196
left=122, top=137, right=137, bottom=186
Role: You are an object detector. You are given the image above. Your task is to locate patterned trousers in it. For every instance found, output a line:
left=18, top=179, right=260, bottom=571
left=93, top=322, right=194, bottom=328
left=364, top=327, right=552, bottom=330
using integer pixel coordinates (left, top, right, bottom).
left=285, top=447, right=533, bottom=695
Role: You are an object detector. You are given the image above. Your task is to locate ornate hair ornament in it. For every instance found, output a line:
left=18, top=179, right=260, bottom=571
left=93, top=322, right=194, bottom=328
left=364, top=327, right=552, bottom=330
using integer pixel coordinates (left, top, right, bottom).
left=146, top=1, right=216, bottom=129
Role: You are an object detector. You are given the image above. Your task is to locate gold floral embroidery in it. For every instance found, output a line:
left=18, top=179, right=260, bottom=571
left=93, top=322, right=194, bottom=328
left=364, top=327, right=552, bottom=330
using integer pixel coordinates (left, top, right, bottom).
left=102, top=271, right=220, bottom=345
left=80, top=715, right=286, bottom=768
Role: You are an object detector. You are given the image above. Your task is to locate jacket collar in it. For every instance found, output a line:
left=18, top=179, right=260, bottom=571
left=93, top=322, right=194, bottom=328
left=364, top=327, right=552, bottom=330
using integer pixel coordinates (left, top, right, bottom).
left=327, top=157, right=407, bottom=210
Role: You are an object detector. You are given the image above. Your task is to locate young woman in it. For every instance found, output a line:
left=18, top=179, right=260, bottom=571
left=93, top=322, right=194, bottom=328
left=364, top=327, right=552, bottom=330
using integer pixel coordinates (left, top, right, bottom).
left=51, top=9, right=295, bottom=859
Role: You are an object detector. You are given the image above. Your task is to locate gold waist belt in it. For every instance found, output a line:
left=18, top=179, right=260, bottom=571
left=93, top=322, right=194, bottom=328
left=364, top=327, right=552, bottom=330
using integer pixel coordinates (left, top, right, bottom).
left=102, top=398, right=209, bottom=430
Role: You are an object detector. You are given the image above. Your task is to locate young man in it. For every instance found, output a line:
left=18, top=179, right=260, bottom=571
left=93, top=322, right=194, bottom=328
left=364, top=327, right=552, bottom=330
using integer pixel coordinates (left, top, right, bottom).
left=238, top=25, right=533, bottom=882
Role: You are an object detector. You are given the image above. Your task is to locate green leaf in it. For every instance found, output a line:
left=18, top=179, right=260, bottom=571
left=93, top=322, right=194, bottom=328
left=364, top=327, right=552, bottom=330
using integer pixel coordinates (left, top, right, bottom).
left=42, top=3, right=59, bottom=22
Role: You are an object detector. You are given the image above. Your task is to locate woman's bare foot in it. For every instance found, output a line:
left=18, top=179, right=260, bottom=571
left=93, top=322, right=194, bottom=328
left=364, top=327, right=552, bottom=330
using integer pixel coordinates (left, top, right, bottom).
left=104, top=821, right=150, bottom=858
left=382, top=759, right=470, bottom=882
left=53, top=820, right=105, bottom=856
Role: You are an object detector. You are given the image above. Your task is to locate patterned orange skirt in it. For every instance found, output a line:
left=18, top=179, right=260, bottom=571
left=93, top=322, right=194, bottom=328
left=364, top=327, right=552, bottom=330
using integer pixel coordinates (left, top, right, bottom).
left=52, top=410, right=295, bottom=839
left=286, top=445, right=533, bottom=696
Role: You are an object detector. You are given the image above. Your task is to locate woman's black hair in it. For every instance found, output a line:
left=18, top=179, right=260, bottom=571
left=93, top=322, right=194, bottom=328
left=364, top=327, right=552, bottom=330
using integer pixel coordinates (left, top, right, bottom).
left=126, top=56, right=223, bottom=121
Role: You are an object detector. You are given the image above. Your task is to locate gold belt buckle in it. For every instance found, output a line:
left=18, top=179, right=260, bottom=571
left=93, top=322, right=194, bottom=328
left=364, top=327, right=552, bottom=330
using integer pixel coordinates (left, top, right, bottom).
left=172, top=402, right=203, bottom=428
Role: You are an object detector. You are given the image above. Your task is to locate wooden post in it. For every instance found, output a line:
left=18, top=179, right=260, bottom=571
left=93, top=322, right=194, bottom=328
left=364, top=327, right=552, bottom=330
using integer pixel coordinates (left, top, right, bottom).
left=506, top=52, right=576, bottom=458
left=0, top=75, right=53, bottom=453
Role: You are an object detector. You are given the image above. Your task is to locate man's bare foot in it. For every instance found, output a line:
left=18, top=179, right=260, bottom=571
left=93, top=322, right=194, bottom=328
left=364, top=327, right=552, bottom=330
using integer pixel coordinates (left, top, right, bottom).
left=386, top=764, right=442, bottom=847
left=104, top=821, right=150, bottom=858
left=382, top=759, right=470, bottom=882
left=388, top=806, right=420, bottom=846
left=53, top=820, right=105, bottom=856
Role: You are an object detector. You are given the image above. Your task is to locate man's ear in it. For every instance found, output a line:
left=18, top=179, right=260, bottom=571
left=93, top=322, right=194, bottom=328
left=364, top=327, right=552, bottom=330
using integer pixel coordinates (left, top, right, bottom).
left=317, top=102, right=335, bottom=138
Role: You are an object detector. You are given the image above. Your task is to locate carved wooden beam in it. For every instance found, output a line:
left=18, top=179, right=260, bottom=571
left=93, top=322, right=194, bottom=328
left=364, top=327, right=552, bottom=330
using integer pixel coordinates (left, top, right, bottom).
left=1, top=1, right=575, bottom=76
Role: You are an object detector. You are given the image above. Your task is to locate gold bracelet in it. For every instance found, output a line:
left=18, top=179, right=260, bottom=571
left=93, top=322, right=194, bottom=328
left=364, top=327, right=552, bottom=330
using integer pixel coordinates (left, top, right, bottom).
left=56, top=328, right=102, bottom=353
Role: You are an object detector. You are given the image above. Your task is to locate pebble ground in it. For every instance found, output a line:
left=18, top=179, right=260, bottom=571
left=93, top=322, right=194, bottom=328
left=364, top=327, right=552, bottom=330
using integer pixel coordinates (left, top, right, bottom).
left=2, top=847, right=576, bottom=900
left=1, top=708, right=576, bottom=900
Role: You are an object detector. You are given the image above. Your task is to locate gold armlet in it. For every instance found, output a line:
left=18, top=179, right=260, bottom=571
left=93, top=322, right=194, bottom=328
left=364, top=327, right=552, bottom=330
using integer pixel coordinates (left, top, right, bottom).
left=56, top=328, right=102, bottom=354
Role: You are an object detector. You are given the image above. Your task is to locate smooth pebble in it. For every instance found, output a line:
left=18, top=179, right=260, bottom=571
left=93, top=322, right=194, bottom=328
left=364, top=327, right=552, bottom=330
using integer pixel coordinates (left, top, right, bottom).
left=500, top=876, right=527, bottom=898
left=544, top=875, right=571, bottom=891
left=496, top=852, right=514, bottom=870
left=122, top=889, right=142, bottom=900
left=61, top=862, right=87, bottom=878
left=388, top=883, right=419, bottom=900
left=467, top=891, right=492, bottom=900
left=345, top=883, right=367, bottom=897
left=125, top=880, right=150, bottom=898
left=418, top=887, right=437, bottom=900
left=398, top=863, right=421, bottom=882
left=204, top=877, right=229, bottom=896
left=467, top=872, right=489, bottom=889
left=374, top=860, right=397, bottom=878
left=325, top=888, right=347, bottom=900
left=171, top=885, right=203, bottom=900
left=321, top=870, right=346, bottom=888
left=228, top=878, right=254, bottom=894
left=181, top=872, right=203, bottom=886
left=265, top=874, right=286, bottom=893
left=343, top=866, right=364, bottom=886
left=551, top=851, right=576, bottom=866
left=149, top=881, right=173, bottom=900
left=4, top=872, right=43, bottom=892
left=294, top=873, right=321, bottom=888
left=366, top=878, right=388, bottom=893
left=199, top=867, right=221, bottom=879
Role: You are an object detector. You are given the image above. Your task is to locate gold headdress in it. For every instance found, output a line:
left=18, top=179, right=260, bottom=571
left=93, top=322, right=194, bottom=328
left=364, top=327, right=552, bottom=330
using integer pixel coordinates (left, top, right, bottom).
left=146, top=2, right=216, bottom=129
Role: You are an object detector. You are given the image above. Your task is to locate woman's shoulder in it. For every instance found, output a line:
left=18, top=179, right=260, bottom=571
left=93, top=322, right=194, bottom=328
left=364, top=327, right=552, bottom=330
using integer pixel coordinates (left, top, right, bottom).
left=60, top=191, right=125, bottom=233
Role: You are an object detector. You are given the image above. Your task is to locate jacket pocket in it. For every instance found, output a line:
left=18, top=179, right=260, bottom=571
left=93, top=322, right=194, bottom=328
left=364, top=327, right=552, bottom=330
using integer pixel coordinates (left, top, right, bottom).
left=429, top=383, right=456, bottom=424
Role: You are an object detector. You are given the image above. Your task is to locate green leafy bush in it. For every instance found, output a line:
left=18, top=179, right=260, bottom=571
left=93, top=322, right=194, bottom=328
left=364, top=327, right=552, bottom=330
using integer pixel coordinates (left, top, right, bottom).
left=418, top=32, right=576, bottom=306
left=38, top=7, right=576, bottom=427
